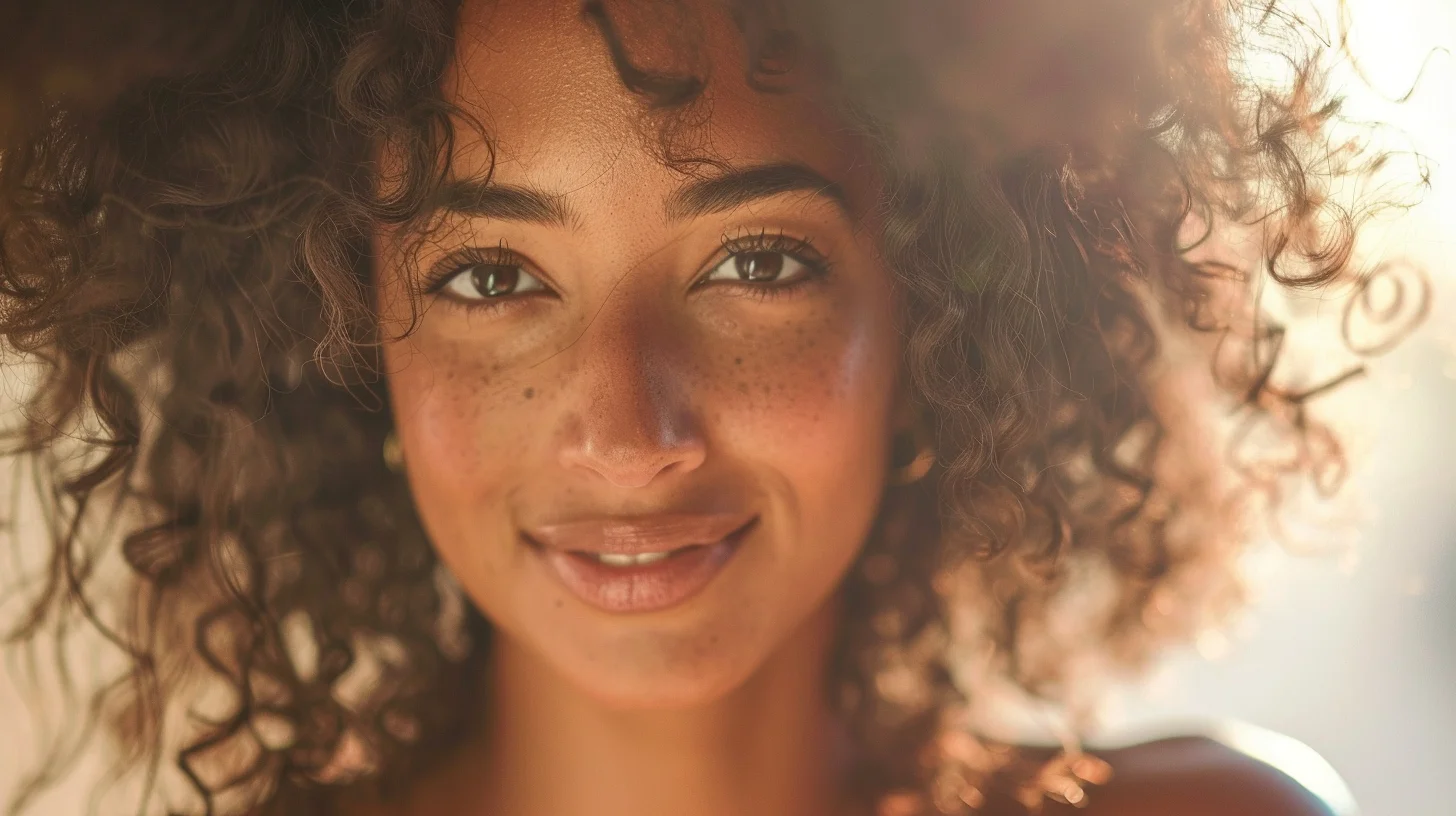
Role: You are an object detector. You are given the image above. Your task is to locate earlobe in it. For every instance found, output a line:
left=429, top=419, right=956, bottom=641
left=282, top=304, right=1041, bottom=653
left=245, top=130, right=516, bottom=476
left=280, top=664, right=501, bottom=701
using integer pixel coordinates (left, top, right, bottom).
left=887, top=430, right=935, bottom=486
left=886, top=394, right=936, bottom=486
left=383, top=428, right=406, bottom=473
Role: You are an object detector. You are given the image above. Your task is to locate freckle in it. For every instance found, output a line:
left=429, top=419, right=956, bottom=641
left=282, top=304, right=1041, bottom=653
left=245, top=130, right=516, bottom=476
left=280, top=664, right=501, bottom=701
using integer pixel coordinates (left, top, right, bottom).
left=734, top=357, right=743, bottom=366
left=738, top=382, right=749, bottom=395
left=523, top=387, right=535, bottom=400
left=554, top=598, right=563, bottom=609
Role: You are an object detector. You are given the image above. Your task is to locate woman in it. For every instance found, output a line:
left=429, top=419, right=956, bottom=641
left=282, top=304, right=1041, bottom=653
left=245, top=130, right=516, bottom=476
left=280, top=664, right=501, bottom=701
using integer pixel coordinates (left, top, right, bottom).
left=0, top=0, right=1415, bottom=814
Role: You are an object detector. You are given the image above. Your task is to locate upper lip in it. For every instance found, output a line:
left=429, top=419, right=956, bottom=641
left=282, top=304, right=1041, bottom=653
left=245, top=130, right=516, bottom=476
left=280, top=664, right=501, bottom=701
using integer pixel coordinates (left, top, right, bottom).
left=526, top=512, right=757, bottom=555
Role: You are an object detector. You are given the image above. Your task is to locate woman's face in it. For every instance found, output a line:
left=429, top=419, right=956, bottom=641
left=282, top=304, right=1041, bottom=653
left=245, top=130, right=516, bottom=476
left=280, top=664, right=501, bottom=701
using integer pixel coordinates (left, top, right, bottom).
left=376, top=0, right=902, bottom=708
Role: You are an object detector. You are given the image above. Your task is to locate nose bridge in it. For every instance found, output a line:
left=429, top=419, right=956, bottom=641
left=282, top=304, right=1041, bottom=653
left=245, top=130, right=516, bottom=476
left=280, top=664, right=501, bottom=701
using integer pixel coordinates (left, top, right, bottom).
left=558, top=292, right=704, bottom=488
left=585, top=301, right=670, bottom=430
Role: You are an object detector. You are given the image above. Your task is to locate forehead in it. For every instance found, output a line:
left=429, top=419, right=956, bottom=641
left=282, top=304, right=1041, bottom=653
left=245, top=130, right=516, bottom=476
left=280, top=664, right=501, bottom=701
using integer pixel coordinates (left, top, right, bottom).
left=446, top=0, right=869, bottom=198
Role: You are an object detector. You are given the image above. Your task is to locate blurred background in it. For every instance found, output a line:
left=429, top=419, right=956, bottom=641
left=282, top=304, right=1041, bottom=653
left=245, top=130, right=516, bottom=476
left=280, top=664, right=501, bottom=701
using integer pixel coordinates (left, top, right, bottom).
left=1, top=1, right=1452, bottom=815
left=1097, top=3, right=1456, bottom=816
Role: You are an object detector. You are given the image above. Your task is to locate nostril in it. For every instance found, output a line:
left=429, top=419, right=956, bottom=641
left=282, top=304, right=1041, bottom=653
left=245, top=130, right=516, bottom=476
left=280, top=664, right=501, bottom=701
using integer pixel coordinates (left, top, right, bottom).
left=556, top=370, right=707, bottom=486
left=560, top=439, right=705, bottom=488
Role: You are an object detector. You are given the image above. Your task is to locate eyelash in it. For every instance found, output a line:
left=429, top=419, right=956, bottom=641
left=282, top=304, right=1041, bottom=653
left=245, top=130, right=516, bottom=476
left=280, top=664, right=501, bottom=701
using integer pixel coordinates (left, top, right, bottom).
left=701, top=228, right=832, bottom=301
left=421, top=230, right=832, bottom=311
left=420, top=242, right=532, bottom=312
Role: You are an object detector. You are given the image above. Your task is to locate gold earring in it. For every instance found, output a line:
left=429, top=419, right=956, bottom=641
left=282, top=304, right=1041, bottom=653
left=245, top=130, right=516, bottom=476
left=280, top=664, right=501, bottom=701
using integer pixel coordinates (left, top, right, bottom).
left=383, top=429, right=405, bottom=474
left=887, top=425, right=936, bottom=486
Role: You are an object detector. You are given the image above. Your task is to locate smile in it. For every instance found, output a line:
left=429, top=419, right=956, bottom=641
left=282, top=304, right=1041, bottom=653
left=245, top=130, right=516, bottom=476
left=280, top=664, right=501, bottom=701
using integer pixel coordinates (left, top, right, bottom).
left=589, top=550, right=676, bottom=567
left=524, top=513, right=758, bottom=613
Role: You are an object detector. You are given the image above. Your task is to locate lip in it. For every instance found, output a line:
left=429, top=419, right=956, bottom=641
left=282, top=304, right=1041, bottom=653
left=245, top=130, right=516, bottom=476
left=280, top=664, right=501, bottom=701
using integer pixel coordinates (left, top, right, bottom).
left=525, top=513, right=757, bottom=614
left=527, top=512, right=756, bottom=554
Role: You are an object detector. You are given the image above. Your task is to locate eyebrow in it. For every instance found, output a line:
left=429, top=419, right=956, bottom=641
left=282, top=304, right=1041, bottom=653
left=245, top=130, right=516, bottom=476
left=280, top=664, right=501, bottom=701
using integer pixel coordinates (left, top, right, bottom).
left=665, top=163, right=851, bottom=221
left=431, top=179, right=576, bottom=228
left=430, top=162, right=850, bottom=227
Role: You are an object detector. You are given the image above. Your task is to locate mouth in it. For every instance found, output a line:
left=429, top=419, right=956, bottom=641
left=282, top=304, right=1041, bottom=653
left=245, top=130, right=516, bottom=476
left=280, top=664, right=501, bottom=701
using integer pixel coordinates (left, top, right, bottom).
left=523, top=515, right=758, bottom=614
left=580, top=548, right=693, bottom=567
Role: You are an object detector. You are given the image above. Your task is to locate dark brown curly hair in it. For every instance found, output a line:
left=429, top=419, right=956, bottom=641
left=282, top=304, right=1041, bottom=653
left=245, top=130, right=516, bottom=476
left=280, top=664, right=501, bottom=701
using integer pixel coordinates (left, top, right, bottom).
left=0, top=0, right=1427, bottom=814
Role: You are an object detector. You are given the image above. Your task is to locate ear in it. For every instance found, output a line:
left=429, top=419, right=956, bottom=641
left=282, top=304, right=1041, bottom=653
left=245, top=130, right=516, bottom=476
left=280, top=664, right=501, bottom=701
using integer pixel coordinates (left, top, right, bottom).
left=885, top=380, right=937, bottom=485
left=887, top=373, right=920, bottom=437
left=886, top=375, right=923, bottom=457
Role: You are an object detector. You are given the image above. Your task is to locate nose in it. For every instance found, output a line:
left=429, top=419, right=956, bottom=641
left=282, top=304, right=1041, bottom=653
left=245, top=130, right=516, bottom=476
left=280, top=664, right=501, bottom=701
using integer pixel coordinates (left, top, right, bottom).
left=556, top=305, right=706, bottom=489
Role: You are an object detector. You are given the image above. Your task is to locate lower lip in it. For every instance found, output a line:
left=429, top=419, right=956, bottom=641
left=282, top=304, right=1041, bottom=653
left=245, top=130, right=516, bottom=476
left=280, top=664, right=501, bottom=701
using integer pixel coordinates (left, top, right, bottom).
left=533, top=522, right=752, bottom=614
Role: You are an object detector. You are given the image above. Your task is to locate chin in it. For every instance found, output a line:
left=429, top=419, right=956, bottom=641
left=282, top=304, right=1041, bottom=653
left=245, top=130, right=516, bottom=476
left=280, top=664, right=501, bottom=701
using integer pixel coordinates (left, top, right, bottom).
left=544, top=617, right=770, bottom=710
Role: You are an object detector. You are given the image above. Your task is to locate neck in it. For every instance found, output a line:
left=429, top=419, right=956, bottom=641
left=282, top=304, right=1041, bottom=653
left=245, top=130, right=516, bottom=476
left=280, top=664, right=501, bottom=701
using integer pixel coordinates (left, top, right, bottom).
left=460, top=597, right=855, bottom=816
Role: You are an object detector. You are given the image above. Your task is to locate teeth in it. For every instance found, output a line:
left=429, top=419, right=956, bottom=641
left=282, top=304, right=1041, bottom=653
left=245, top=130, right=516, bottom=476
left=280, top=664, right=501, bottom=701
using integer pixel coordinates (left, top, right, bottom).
left=592, top=551, right=673, bottom=567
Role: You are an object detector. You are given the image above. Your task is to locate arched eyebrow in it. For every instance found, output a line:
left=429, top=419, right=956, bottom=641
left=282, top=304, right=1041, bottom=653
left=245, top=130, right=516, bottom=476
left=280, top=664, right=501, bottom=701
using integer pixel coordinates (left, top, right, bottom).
left=664, top=162, right=851, bottom=222
left=431, top=179, right=576, bottom=228
left=428, top=162, right=850, bottom=227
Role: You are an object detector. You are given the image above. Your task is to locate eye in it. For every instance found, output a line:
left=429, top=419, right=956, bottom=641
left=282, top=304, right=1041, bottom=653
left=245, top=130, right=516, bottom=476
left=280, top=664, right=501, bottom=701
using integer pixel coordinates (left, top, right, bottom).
left=703, top=250, right=814, bottom=286
left=438, top=260, right=547, bottom=302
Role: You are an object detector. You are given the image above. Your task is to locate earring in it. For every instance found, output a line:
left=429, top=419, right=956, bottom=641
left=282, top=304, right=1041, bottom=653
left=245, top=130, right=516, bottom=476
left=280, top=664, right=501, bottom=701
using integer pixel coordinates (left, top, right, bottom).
left=382, top=429, right=405, bottom=474
left=887, top=424, right=936, bottom=486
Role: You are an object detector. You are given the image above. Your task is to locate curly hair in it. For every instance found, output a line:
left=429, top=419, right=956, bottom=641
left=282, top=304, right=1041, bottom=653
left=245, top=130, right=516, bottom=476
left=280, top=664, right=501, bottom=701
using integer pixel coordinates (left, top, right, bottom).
left=0, top=0, right=1426, bottom=814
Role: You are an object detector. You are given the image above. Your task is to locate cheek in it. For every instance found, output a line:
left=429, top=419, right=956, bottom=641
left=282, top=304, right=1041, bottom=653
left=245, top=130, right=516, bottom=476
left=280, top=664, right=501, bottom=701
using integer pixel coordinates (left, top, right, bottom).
left=706, top=293, right=900, bottom=543
left=382, top=336, right=538, bottom=522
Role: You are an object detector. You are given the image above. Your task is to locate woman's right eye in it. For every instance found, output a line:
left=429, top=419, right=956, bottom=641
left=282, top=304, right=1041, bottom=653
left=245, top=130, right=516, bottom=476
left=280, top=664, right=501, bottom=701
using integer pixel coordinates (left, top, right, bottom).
left=439, top=262, right=547, bottom=302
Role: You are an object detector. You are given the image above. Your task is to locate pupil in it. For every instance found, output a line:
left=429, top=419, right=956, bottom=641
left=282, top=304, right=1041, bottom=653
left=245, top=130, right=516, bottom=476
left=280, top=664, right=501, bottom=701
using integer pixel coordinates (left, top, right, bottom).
left=735, top=251, right=783, bottom=282
left=472, top=264, right=519, bottom=296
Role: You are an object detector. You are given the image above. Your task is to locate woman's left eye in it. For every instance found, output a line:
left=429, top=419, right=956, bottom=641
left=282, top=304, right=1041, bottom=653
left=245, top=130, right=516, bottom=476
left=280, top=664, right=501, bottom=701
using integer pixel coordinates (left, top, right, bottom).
left=703, top=250, right=814, bottom=286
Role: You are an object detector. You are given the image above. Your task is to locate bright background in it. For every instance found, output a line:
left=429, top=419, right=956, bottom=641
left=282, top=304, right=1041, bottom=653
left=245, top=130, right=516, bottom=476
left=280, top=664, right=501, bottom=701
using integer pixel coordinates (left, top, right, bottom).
left=1, top=1, right=1453, bottom=815
left=1100, top=3, right=1456, bottom=816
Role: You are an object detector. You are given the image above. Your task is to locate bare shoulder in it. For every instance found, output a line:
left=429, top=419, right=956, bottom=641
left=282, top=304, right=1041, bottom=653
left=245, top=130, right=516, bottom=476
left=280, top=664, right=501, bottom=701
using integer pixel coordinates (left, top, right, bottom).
left=1052, top=723, right=1356, bottom=816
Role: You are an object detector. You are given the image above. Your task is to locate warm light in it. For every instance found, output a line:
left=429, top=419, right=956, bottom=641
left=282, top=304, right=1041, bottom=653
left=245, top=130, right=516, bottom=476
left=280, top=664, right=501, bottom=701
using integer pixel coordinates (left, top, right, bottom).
left=1326, top=0, right=1456, bottom=280
left=1211, top=720, right=1362, bottom=816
